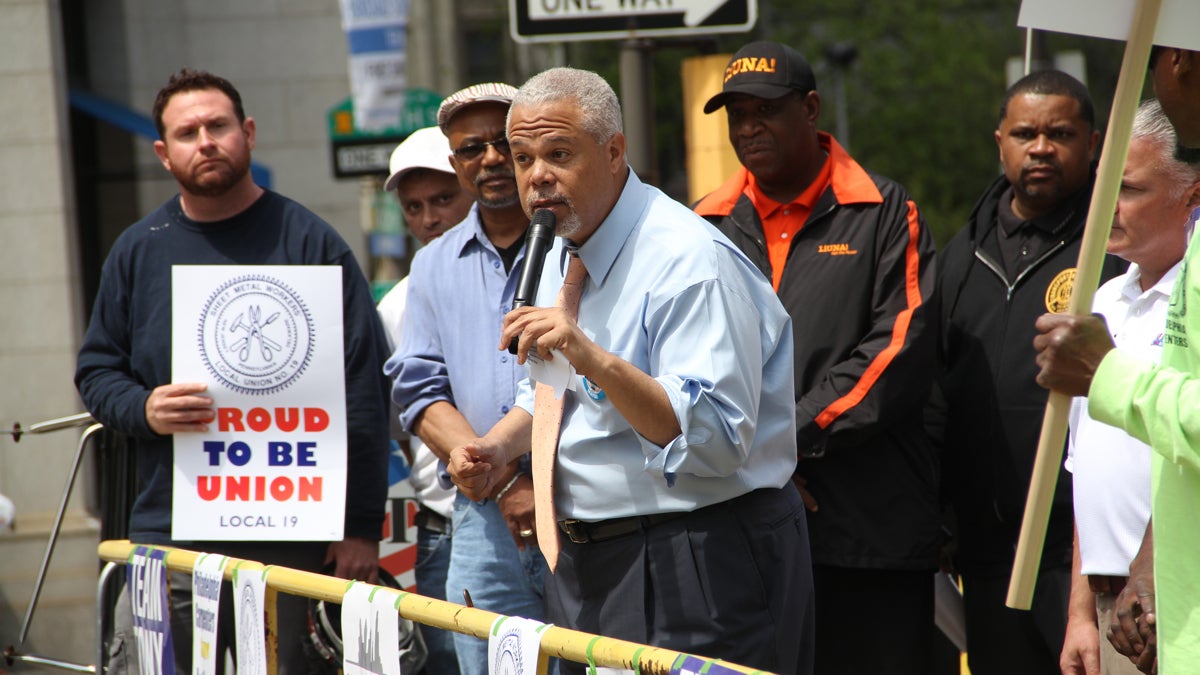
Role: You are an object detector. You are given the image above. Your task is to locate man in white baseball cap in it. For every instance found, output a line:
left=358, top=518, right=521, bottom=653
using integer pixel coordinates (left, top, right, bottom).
left=383, top=125, right=473, bottom=245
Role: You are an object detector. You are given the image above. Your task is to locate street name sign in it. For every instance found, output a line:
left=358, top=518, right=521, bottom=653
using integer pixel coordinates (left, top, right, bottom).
left=509, top=0, right=756, bottom=43
left=327, top=88, right=441, bottom=179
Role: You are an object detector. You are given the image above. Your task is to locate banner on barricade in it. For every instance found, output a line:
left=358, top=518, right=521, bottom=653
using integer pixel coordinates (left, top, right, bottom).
left=233, top=567, right=268, bottom=675
left=192, top=553, right=229, bottom=675
left=341, top=583, right=403, bottom=675
left=129, top=546, right=175, bottom=675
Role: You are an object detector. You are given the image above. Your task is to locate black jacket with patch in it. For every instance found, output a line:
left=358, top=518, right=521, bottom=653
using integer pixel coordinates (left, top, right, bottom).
left=937, top=172, right=1125, bottom=573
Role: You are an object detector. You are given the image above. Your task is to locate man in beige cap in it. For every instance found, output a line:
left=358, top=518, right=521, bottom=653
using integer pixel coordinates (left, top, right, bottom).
left=376, top=124, right=473, bottom=675
left=384, top=83, right=548, bottom=675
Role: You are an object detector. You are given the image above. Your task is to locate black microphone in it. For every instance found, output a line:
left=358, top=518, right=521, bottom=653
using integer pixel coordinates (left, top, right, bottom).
left=508, top=208, right=557, bottom=354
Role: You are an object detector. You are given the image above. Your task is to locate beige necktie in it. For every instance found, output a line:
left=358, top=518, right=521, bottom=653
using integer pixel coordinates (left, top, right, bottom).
left=531, top=253, right=587, bottom=572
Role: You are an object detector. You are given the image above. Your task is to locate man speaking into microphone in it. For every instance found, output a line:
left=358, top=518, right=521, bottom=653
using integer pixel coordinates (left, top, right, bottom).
left=446, top=67, right=815, bottom=674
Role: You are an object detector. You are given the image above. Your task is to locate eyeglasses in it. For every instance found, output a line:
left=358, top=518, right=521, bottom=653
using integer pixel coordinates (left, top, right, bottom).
left=452, top=138, right=510, bottom=161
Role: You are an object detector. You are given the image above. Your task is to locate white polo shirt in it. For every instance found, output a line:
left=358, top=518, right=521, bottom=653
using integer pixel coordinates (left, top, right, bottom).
left=1066, top=262, right=1178, bottom=575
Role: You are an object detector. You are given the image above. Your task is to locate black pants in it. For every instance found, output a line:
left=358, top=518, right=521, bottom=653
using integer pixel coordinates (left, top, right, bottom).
left=811, top=565, right=935, bottom=675
left=961, top=566, right=1070, bottom=675
left=546, top=486, right=815, bottom=675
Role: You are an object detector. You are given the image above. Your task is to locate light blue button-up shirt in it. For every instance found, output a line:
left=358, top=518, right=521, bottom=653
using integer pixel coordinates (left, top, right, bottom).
left=514, top=171, right=798, bottom=521
left=386, top=205, right=526, bottom=440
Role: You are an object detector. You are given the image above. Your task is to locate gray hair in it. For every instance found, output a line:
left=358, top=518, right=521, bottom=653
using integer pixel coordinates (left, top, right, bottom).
left=508, top=67, right=623, bottom=143
left=1131, top=98, right=1200, bottom=195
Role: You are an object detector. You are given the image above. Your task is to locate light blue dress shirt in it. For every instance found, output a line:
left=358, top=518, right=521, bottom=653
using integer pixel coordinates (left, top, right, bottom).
left=386, top=205, right=526, bottom=439
left=514, top=171, right=798, bottom=521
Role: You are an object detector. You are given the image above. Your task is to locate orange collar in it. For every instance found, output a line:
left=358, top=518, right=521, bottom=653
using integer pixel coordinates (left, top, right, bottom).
left=695, top=133, right=881, bottom=218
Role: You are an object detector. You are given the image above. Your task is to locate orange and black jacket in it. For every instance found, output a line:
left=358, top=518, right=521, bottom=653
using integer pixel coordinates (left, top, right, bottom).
left=696, top=134, right=941, bottom=570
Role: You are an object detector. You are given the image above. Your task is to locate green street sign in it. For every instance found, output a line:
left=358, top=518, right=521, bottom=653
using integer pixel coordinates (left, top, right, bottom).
left=328, top=88, right=442, bottom=179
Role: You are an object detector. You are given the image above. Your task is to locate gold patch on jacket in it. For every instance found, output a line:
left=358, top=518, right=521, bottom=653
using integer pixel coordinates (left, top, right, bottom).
left=817, top=242, right=857, bottom=256
left=1045, top=268, right=1076, bottom=313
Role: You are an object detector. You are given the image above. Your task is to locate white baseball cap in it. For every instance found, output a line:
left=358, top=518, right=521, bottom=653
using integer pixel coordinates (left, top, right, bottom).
left=383, top=126, right=456, bottom=192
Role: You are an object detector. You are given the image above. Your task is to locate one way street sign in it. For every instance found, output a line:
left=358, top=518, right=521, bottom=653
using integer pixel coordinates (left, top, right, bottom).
left=509, top=0, right=757, bottom=43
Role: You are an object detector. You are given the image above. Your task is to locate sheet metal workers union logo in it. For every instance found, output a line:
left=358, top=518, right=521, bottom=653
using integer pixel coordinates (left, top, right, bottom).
left=198, top=274, right=314, bottom=395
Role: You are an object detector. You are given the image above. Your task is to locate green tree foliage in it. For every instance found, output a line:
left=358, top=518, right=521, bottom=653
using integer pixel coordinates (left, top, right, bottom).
left=561, top=0, right=1130, bottom=247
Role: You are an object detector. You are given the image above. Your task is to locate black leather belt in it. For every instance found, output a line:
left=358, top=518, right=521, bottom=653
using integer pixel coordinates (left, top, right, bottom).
left=414, top=505, right=450, bottom=535
left=558, top=511, right=685, bottom=544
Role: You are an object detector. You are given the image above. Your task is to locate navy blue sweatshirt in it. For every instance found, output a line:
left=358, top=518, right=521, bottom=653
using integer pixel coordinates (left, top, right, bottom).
left=75, top=190, right=390, bottom=545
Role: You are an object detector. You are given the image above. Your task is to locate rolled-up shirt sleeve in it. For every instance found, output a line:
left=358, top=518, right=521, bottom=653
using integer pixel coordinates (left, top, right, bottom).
left=642, top=277, right=778, bottom=484
left=383, top=259, right=454, bottom=432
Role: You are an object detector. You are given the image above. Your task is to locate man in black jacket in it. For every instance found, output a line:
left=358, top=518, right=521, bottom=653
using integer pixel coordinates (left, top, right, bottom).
left=937, top=69, right=1123, bottom=675
left=697, top=41, right=941, bottom=675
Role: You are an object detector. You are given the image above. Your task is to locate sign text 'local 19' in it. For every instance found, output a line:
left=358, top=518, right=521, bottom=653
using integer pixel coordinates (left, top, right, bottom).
left=509, top=0, right=757, bottom=43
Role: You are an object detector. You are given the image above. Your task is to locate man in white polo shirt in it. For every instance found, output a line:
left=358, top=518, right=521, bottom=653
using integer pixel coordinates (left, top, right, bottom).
left=1059, top=99, right=1200, bottom=675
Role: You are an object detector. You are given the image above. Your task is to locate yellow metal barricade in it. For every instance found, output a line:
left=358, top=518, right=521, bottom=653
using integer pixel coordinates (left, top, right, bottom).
left=99, top=540, right=772, bottom=675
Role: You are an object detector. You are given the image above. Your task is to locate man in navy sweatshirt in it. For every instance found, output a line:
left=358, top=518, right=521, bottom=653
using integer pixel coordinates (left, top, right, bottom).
left=75, top=68, right=390, bottom=675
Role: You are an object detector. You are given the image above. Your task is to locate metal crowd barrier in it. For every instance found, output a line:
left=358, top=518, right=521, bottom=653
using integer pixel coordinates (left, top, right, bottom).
left=3, top=412, right=108, bottom=673
left=97, top=540, right=771, bottom=675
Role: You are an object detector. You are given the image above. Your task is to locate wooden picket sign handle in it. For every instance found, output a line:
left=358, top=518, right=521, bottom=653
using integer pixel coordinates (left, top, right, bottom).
left=1006, top=0, right=1162, bottom=610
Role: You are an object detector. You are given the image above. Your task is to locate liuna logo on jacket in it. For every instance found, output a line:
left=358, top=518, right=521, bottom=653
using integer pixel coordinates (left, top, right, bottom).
left=817, top=242, right=858, bottom=256
left=1045, top=268, right=1076, bottom=313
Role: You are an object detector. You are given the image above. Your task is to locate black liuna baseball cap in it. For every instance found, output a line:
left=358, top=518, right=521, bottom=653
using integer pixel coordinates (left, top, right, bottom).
left=703, top=41, right=818, bottom=114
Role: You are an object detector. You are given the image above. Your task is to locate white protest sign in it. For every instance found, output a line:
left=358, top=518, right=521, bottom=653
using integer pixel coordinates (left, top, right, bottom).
left=1019, top=0, right=1199, bottom=50
left=341, top=584, right=402, bottom=675
left=191, top=554, right=228, bottom=675
left=171, top=266, right=347, bottom=541
left=233, top=567, right=268, bottom=675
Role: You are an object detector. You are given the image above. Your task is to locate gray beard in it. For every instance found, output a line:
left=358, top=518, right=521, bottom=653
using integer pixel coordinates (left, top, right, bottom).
left=556, top=210, right=583, bottom=239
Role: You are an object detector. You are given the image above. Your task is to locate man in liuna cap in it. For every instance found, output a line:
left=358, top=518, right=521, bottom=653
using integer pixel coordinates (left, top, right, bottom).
left=376, top=124, right=473, bottom=675
left=696, top=41, right=942, bottom=674
left=384, top=83, right=551, bottom=675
